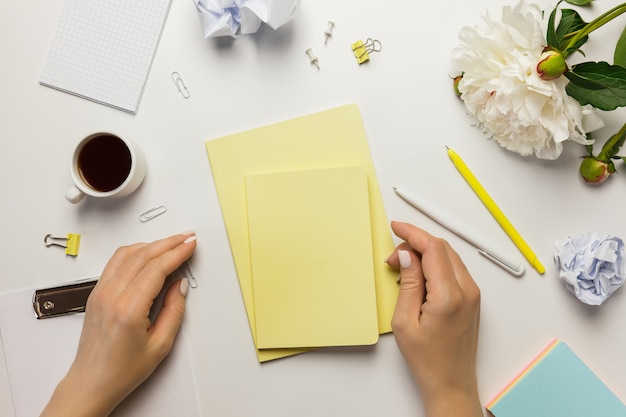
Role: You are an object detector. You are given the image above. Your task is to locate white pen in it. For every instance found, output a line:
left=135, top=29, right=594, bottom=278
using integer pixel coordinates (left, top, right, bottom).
left=393, top=186, right=525, bottom=277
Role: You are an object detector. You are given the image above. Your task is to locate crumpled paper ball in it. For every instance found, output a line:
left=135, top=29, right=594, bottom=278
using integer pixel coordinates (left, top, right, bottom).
left=554, top=232, right=626, bottom=305
left=194, top=0, right=301, bottom=38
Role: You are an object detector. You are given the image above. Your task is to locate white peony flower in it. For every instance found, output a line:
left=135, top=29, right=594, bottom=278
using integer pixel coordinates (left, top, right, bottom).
left=451, top=0, right=604, bottom=160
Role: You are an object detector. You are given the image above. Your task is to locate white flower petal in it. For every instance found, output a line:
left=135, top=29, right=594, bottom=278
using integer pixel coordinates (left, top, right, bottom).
left=581, top=105, right=606, bottom=133
left=452, top=0, right=602, bottom=159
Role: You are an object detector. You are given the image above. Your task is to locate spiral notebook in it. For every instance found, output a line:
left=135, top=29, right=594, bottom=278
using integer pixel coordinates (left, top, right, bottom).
left=40, top=0, right=172, bottom=114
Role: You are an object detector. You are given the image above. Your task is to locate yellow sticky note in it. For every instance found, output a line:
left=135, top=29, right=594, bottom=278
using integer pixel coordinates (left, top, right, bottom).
left=205, top=104, right=398, bottom=362
left=246, top=166, right=379, bottom=349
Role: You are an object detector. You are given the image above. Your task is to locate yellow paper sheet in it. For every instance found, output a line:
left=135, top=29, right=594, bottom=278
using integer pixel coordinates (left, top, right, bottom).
left=205, top=104, right=398, bottom=362
left=246, top=166, right=379, bottom=349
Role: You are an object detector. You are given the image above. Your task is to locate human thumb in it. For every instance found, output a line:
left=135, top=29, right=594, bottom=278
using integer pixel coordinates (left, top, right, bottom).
left=150, top=278, right=187, bottom=360
left=393, top=250, right=425, bottom=320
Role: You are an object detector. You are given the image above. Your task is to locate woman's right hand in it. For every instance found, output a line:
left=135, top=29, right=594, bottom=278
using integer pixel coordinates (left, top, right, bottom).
left=386, top=221, right=483, bottom=417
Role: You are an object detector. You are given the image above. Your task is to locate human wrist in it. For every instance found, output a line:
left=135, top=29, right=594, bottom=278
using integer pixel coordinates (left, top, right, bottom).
left=40, top=370, right=117, bottom=417
left=422, top=386, right=483, bottom=417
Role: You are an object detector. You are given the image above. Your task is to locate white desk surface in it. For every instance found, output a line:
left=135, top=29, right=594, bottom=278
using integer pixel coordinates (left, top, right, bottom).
left=1, top=0, right=625, bottom=415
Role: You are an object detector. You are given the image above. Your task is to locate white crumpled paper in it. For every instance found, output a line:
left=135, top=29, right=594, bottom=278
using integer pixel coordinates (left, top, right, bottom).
left=554, top=232, right=626, bottom=305
left=194, top=0, right=301, bottom=38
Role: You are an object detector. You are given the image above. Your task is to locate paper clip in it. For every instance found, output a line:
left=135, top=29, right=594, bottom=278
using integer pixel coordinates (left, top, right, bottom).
left=305, top=48, right=320, bottom=70
left=351, top=38, right=382, bottom=64
left=180, top=261, right=198, bottom=289
left=171, top=72, right=190, bottom=99
left=44, top=233, right=81, bottom=256
left=323, top=21, right=335, bottom=45
left=139, top=205, right=167, bottom=222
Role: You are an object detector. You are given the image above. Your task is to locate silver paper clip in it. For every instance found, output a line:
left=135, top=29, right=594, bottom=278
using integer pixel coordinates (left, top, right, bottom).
left=139, top=205, right=167, bottom=222
left=171, top=72, right=190, bottom=99
left=180, top=261, right=198, bottom=289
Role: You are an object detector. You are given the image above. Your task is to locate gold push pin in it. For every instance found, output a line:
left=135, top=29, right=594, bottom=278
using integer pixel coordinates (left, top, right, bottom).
left=305, top=48, right=320, bottom=70
left=44, top=233, right=81, bottom=256
left=323, top=21, right=335, bottom=45
left=351, top=38, right=382, bottom=64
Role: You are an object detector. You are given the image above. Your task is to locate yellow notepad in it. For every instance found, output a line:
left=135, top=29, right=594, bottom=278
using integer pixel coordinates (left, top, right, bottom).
left=246, top=166, right=379, bottom=349
left=205, top=104, right=398, bottom=362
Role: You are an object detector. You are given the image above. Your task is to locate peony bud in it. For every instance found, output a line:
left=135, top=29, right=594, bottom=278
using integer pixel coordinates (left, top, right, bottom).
left=453, top=74, right=463, bottom=97
left=537, top=48, right=567, bottom=80
left=579, top=156, right=616, bottom=183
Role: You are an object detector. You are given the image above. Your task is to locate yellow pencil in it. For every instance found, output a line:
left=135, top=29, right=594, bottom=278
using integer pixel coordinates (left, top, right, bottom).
left=446, top=146, right=545, bottom=274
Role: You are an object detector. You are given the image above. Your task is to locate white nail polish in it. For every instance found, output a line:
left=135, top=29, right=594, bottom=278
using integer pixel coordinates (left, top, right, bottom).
left=180, top=278, right=189, bottom=296
left=398, top=250, right=412, bottom=269
left=183, top=235, right=197, bottom=244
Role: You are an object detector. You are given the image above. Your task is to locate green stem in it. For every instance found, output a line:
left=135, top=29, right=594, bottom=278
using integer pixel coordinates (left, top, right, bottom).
left=563, top=3, right=626, bottom=57
left=598, top=122, right=626, bottom=161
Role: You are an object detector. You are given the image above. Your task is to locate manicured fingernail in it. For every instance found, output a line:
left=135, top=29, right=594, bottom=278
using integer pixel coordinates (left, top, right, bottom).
left=383, top=255, right=390, bottom=263
left=182, top=230, right=195, bottom=236
left=398, top=250, right=412, bottom=269
left=180, top=278, right=189, bottom=296
left=183, top=235, right=197, bottom=244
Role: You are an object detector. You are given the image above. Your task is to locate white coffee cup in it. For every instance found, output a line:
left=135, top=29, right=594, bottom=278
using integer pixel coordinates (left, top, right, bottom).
left=66, top=132, right=146, bottom=204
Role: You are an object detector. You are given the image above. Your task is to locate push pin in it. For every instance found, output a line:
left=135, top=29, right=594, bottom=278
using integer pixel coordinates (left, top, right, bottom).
left=44, top=233, right=81, bottom=256
left=305, top=48, right=320, bottom=70
left=351, top=38, right=382, bottom=64
left=323, top=21, right=335, bottom=45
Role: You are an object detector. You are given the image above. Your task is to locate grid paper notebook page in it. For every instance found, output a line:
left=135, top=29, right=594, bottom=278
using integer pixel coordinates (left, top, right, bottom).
left=40, top=0, right=172, bottom=114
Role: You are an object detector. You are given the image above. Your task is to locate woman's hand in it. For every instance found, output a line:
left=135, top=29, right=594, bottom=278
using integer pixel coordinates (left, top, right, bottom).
left=387, top=221, right=482, bottom=417
left=41, top=231, right=197, bottom=417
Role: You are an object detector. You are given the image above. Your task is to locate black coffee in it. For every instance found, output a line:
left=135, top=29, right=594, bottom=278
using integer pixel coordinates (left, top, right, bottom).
left=77, top=134, right=132, bottom=192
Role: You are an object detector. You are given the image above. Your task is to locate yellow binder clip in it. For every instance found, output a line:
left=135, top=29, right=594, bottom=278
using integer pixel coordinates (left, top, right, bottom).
left=351, top=38, right=382, bottom=64
left=44, top=233, right=81, bottom=256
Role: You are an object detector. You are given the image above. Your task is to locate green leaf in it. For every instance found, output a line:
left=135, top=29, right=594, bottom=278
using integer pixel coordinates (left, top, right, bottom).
left=565, top=70, right=607, bottom=90
left=546, top=5, right=589, bottom=53
left=556, top=9, right=589, bottom=52
left=546, top=4, right=560, bottom=49
left=566, top=61, right=626, bottom=110
left=564, top=0, right=594, bottom=5
left=615, top=25, right=626, bottom=67
left=598, top=123, right=626, bottom=161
